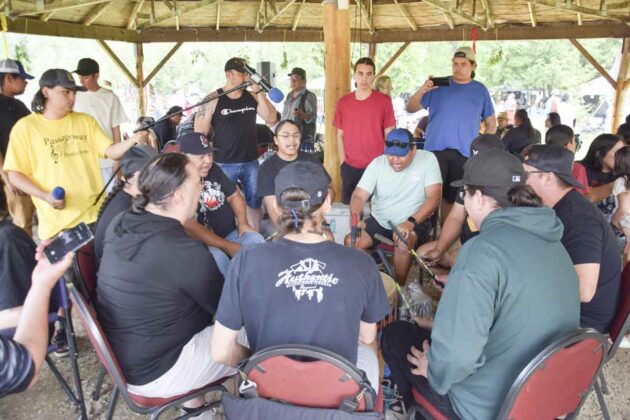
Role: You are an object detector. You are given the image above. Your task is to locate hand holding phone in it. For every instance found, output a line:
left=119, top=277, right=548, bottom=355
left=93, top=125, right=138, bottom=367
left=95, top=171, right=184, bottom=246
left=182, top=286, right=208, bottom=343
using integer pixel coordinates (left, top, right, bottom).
left=430, top=76, right=450, bottom=87
left=44, top=222, right=94, bottom=264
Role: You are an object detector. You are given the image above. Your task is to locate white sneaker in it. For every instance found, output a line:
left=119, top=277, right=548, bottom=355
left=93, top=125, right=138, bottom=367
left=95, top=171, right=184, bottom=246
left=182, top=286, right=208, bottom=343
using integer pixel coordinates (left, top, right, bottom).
left=620, top=336, right=630, bottom=349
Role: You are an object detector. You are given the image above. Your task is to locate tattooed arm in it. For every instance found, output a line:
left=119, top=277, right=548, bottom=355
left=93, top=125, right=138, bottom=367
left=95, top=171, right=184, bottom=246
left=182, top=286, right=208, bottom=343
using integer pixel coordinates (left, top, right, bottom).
left=194, top=91, right=219, bottom=135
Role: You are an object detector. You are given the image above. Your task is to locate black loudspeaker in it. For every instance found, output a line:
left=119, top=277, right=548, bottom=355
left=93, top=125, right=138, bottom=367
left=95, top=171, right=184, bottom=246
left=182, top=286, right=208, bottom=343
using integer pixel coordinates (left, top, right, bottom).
left=256, top=62, right=277, bottom=87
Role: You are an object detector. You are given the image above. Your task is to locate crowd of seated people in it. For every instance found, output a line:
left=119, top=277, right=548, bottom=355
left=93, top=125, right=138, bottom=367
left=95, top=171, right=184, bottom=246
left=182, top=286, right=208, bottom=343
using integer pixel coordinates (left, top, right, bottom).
left=0, top=51, right=628, bottom=420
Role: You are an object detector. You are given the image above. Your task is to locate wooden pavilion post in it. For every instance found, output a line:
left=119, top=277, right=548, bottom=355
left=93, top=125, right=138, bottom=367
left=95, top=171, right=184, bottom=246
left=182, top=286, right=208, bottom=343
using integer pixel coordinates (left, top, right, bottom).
left=135, top=42, right=146, bottom=116
left=612, top=38, right=630, bottom=131
left=323, top=0, right=350, bottom=201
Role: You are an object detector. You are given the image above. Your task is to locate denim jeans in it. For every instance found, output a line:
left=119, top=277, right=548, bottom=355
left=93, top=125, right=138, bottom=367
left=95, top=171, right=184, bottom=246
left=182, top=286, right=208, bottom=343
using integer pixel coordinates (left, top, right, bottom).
left=216, top=160, right=262, bottom=209
left=208, top=230, right=265, bottom=276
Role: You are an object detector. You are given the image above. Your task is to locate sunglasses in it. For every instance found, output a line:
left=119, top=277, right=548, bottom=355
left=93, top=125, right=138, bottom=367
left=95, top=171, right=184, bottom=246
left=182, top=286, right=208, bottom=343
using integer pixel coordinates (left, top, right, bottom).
left=385, top=140, right=412, bottom=149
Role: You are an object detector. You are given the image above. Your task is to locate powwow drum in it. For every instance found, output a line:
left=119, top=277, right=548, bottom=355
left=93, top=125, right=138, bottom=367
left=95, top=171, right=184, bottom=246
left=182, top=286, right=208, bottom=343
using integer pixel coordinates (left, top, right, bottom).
left=378, top=271, right=398, bottom=333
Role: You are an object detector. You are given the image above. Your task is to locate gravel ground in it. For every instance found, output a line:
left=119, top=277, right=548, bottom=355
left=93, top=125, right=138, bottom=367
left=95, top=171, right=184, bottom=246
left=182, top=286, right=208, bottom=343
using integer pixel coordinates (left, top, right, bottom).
left=1, top=267, right=628, bottom=419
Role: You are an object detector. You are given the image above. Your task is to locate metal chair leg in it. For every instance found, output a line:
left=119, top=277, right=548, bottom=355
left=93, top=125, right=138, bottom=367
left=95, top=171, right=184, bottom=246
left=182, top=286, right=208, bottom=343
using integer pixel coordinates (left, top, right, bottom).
left=64, top=308, right=88, bottom=419
left=599, top=371, right=609, bottom=395
left=92, top=367, right=106, bottom=401
left=106, top=387, right=119, bottom=420
left=46, top=355, right=79, bottom=404
left=594, top=379, right=611, bottom=420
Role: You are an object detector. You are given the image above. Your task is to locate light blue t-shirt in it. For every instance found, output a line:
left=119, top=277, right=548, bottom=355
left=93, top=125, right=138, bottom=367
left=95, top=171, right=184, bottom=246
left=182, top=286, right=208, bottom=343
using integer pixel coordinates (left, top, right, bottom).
left=357, top=151, right=442, bottom=228
left=421, top=78, right=494, bottom=157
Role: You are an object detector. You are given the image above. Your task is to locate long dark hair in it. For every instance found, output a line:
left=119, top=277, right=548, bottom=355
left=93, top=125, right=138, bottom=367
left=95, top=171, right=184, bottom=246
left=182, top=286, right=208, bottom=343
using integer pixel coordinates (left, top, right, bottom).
left=515, top=109, right=536, bottom=142
left=547, top=112, right=561, bottom=127
left=277, top=188, right=326, bottom=236
left=96, top=179, right=126, bottom=222
left=466, top=184, right=542, bottom=209
left=579, top=134, right=623, bottom=172
left=613, top=146, right=630, bottom=190
left=132, top=153, right=190, bottom=213
left=31, top=88, right=47, bottom=113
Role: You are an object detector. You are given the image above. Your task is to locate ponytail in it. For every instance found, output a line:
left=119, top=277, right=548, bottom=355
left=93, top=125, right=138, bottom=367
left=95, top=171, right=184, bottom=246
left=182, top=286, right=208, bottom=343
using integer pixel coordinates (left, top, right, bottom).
left=276, top=187, right=325, bottom=235
left=132, top=193, right=150, bottom=213
left=31, top=89, right=46, bottom=113
left=96, top=179, right=126, bottom=222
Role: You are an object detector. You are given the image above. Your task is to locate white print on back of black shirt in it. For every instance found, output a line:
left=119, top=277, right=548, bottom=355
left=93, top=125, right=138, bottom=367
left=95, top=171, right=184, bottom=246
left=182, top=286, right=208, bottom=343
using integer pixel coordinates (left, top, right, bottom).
left=275, top=258, right=339, bottom=303
left=199, top=180, right=225, bottom=213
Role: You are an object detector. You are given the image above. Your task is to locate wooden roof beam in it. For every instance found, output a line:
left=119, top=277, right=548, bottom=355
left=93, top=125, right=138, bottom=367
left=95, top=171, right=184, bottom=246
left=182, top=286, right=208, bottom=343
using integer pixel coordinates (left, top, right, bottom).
left=143, top=41, right=183, bottom=86
left=81, top=1, right=111, bottom=25
left=376, top=41, right=410, bottom=77
left=422, top=0, right=488, bottom=30
left=355, top=0, right=374, bottom=35
left=527, top=1, right=537, bottom=27
left=39, top=11, right=54, bottom=20
left=262, top=0, right=296, bottom=30
left=8, top=0, right=111, bottom=17
left=127, top=0, right=144, bottom=29
left=443, top=11, right=454, bottom=29
left=530, top=0, right=630, bottom=24
left=255, top=0, right=265, bottom=31
left=291, top=0, right=305, bottom=30
left=575, top=0, right=583, bottom=25
left=569, top=38, right=616, bottom=88
left=480, top=0, right=493, bottom=28
left=138, top=0, right=218, bottom=29
left=393, top=0, right=417, bottom=31
left=97, top=39, right=137, bottom=84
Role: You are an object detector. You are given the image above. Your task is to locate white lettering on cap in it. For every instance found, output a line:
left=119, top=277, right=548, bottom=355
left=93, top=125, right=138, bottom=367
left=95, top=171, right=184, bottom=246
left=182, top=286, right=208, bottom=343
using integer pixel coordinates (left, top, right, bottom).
left=512, top=175, right=521, bottom=182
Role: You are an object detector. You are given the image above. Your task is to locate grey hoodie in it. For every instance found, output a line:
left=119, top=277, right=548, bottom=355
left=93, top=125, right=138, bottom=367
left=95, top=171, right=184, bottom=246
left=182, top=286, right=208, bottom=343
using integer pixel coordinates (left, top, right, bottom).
left=428, top=206, right=580, bottom=420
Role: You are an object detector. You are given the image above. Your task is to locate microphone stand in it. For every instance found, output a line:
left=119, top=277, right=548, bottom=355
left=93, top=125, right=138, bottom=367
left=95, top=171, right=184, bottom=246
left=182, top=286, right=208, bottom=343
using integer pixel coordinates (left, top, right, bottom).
left=132, top=80, right=254, bottom=133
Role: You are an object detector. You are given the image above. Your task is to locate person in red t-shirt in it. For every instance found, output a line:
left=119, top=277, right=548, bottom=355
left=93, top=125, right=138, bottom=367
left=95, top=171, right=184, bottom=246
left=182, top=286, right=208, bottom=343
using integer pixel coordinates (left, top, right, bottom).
left=333, top=57, right=396, bottom=204
left=544, top=124, right=589, bottom=195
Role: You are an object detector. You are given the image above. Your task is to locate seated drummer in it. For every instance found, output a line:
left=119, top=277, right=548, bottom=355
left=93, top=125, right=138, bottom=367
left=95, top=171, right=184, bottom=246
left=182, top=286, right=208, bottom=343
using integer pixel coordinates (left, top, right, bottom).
left=346, top=128, right=442, bottom=285
left=211, top=161, right=390, bottom=389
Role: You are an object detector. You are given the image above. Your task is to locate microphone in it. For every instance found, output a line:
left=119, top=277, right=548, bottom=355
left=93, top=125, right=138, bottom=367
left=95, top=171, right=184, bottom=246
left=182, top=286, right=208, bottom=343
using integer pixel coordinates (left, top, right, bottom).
left=52, top=187, right=65, bottom=200
left=242, top=65, right=284, bottom=103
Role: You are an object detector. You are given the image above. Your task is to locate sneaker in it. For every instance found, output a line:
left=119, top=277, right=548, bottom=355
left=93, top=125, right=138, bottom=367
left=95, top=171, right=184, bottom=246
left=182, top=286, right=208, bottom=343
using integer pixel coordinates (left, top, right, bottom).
left=51, top=320, right=70, bottom=358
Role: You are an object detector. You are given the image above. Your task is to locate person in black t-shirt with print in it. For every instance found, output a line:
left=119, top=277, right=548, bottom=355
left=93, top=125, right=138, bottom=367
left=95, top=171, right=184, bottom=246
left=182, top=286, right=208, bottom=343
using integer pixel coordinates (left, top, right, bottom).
left=194, top=57, right=278, bottom=230
left=525, top=145, right=621, bottom=332
left=211, top=161, right=389, bottom=390
left=179, top=132, right=264, bottom=276
left=257, top=120, right=329, bottom=236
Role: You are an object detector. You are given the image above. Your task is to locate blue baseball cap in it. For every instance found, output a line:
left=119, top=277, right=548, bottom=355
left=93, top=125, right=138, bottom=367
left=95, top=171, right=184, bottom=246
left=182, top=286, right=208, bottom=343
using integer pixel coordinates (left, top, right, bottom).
left=0, top=59, right=34, bottom=80
left=384, top=128, right=415, bottom=157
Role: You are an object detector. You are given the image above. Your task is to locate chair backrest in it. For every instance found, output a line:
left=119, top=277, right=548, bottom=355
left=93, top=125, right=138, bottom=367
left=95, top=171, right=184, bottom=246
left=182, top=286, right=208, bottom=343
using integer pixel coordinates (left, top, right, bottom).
left=496, top=328, right=607, bottom=420
left=240, top=344, right=375, bottom=412
left=67, top=282, right=135, bottom=405
left=162, top=140, right=180, bottom=154
left=72, top=242, right=97, bottom=303
left=608, top=262, right=630, bottom=359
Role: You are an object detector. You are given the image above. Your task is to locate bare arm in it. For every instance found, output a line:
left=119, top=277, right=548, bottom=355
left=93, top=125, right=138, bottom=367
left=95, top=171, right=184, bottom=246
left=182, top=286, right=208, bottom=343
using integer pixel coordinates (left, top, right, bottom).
left=349, top=187, right=371, bottom=220
left=226, top=190, right=255, bottom=234
left=183, top=219, right=240, bottom=257
left=411, top=184, right=442, bottom=224
left=211, top=321, right=250, bottom=366
left=358, top=321, right=377, bottom=345
left=422, top=202, right=465, bottom=260
left=612, top=192, right=630, bottom=228
left=264, top=196, right=281, bottom=228
left=483, top=115, right=497, bottom=134
left=194, top=92, right=218, bottom=135
left=574, top=263, right=600, bottom=303
left=104, top=132, right=147, bottom=160
left=251, top=90, right=277, bottom=124
left=13, top=243, right=74, bottom=387
left=585, top=182, right=614, bottom=203
left=406, top=79, right=435, bottom=113
left=384, top=126, right=394, bottom=138
left=7, top=171, right=63, bottom=210
left=0, top=152, right=22, bottom=196
left=336, top=129, right=345, bottom=165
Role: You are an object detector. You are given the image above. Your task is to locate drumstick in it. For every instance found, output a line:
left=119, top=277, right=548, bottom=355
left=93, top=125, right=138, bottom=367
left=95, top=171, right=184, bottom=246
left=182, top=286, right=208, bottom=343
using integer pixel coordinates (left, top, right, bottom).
left=387, top=222, right=441, bottom=284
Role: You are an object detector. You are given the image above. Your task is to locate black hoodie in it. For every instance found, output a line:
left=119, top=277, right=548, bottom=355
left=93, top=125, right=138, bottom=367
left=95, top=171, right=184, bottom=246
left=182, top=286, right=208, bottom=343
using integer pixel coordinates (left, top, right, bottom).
left=96, top=210, right=223, bottom=385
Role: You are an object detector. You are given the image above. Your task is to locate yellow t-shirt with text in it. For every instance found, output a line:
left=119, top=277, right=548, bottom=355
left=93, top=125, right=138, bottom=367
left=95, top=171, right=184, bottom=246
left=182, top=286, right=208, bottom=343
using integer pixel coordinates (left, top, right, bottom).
left=4, top=112, right=112, bottom=239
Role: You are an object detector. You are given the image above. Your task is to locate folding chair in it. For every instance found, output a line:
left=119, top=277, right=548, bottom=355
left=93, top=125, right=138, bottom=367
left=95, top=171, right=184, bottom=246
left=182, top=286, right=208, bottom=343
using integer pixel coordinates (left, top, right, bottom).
left=593, top=261, right=630, bottom=420
left=66, top=281, right=231, bottom=420
left=407, top=328, right=607, bottom=420
left=0, top=277, right=87, bottom=419
left=235, top=344, right=378, bottom=414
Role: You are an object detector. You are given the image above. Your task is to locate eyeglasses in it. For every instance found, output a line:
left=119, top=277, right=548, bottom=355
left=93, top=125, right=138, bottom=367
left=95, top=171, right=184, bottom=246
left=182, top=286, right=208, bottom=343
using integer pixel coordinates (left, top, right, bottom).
left=277, top=133, right=301, bottom=140
left=385, top=140, right=412, bottom=149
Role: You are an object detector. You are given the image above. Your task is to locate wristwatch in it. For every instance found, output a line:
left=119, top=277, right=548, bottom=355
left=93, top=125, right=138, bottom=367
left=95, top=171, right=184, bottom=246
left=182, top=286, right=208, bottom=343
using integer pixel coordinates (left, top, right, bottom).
left=407, top=216, right=418, bottom=226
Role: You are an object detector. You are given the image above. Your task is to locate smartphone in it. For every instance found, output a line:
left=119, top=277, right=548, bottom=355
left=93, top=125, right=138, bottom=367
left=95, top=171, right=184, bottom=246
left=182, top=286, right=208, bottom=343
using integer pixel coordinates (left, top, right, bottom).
left=430, top=76, right=450, bottom=87
left=44, top=223, right=94, bottom=264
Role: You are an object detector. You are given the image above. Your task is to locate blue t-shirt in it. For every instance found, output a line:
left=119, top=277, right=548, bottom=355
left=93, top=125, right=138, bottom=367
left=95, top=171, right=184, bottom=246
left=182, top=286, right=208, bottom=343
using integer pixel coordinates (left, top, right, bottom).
left=421, top=78, right=494, bottom=157
left=215, top=238, right=390, bottom=364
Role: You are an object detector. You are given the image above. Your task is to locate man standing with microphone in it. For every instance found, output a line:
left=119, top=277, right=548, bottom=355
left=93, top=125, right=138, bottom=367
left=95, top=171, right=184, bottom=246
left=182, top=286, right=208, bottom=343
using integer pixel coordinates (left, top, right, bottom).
left=406, top=47, right=496, bottom=221
left=195, top=57, right=278, bottom=229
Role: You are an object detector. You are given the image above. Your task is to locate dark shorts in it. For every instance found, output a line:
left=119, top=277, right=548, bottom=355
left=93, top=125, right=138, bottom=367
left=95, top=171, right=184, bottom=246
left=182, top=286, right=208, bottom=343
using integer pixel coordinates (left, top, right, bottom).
left=364, top=216, right=432, bottom=247
left=340, top=162, right=365, bottom=205
left=433, top=149, right=467, bottom=203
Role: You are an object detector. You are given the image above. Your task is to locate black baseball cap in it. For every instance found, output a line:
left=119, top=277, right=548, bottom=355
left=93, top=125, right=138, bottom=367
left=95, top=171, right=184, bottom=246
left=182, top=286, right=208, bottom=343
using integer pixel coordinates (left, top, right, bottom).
left=224, top=57, right=246, bottom=72
left=523, top=144, right=585, bottom=190
left=452, top=149, right=525, bottom=188
left=74, top=58, right=99, bottom=76
left=39, top=69, right=87, bottom=91
left=178, top=132, right=217, bottom=155
left=275, top=161, right=329, bottom=209
left=470, top=134, right=504, bottom=156
left=288, top=67, right=306, bottom=79
left=120, top=145, right=158, bottom=178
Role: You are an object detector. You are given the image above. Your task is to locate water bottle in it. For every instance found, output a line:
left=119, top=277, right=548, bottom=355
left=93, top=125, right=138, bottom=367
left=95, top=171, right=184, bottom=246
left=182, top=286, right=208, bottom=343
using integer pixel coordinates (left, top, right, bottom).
left=406, top=280, right=434, bottom=319
left=52, top=187, right=65, bottom=200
